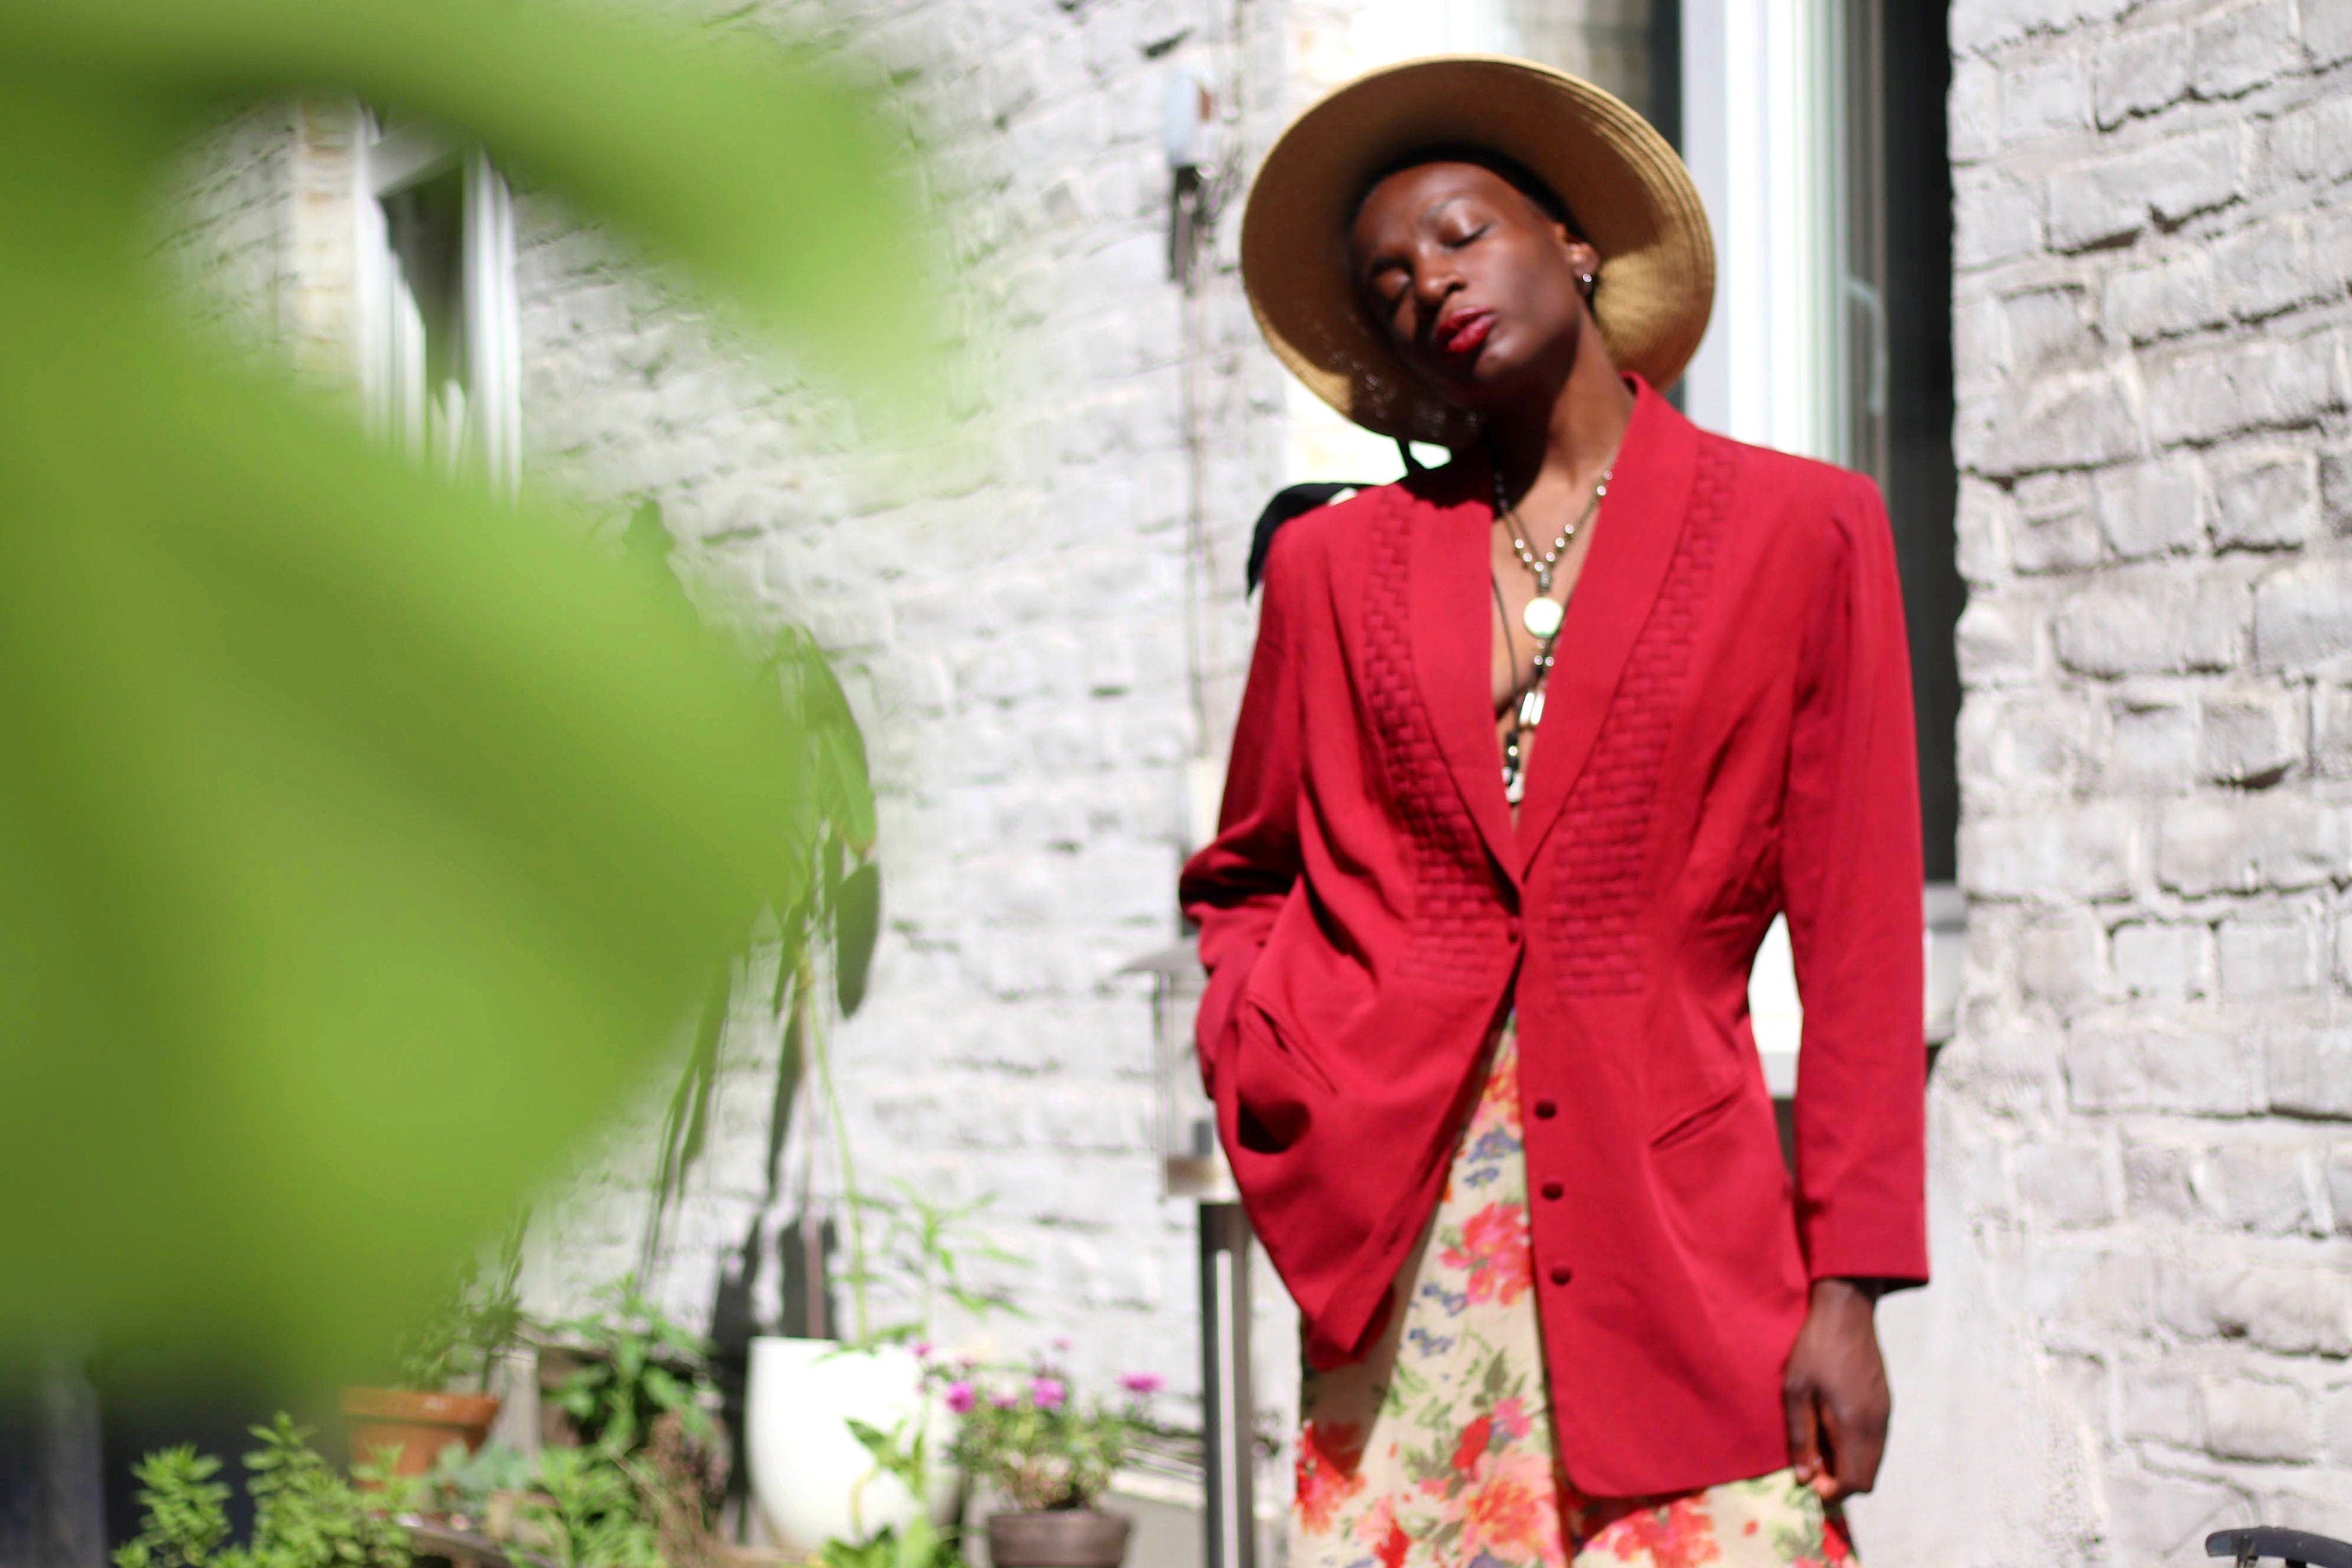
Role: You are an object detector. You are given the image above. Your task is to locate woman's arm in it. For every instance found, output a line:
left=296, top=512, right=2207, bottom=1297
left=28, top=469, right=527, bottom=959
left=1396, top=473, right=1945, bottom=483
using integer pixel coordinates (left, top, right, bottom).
left=1778, top=472, right=1929, bottom=1501
left=1177, top=531, right=1310, bottom=1094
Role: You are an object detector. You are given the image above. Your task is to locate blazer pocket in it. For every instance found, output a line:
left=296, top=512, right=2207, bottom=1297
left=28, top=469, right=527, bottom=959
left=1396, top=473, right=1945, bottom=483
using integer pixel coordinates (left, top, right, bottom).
left=1229, top=997, right=1335, bottom=1154
left=1648, top=1070, right=1747, bottom=1151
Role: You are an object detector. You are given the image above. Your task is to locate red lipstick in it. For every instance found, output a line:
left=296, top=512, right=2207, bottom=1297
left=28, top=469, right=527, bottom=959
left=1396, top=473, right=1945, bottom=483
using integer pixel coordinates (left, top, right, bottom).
left=1435, top=308, right=1494, bottom=358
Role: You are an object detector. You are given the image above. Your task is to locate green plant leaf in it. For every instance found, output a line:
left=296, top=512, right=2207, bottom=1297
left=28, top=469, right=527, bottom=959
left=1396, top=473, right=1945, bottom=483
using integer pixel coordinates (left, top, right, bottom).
left=835, top=862, right=883, bottom=1017
left=0, top=0, right=924, bottom=1387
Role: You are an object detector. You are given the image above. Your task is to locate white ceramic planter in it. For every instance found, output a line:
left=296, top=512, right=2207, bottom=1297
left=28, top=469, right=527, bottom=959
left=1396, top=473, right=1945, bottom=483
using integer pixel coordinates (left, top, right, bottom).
left=745, top=1337, right=957, bottom=1552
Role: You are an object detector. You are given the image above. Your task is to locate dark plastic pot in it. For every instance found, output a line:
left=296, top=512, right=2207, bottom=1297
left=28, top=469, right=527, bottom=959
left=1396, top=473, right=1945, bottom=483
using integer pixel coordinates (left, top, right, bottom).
left=985, top=1509, right=1132, bottom=1568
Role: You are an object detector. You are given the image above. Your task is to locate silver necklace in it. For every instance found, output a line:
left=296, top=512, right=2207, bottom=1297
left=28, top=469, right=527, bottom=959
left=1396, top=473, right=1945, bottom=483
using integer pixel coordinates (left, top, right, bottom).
left=1494, top=462, right=1611, bottom=639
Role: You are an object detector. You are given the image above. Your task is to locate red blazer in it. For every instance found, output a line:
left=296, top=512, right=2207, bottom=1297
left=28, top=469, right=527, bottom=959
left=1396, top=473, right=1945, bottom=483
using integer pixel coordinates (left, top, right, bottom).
left=1178, top=381, right=1927, bottom=1497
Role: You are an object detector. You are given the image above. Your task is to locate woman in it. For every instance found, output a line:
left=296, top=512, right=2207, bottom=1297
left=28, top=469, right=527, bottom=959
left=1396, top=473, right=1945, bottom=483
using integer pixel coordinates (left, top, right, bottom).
left=1178, top=57, right=1927, bottom=1568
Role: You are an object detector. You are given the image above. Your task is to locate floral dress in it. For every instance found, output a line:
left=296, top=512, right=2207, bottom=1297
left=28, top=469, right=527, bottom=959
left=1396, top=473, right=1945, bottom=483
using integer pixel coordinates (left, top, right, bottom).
left=1290, top=1020, right=1857, bottom=1568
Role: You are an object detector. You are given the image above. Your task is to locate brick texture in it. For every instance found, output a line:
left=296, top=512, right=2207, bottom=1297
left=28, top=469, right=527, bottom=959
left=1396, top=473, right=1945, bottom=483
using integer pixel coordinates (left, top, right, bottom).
left=1934, top=0, right=2352, bottom=1555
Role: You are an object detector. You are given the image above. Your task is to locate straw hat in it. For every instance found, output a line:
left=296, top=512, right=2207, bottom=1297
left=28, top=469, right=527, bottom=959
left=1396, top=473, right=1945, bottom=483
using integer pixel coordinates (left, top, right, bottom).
left=1240, top=55, right=1715, bottom=448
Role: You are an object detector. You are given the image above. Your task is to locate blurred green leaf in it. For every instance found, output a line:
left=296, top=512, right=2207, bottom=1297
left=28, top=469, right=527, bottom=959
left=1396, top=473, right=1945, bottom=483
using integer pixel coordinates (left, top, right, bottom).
left=0, top=0, right=924, bottom=1386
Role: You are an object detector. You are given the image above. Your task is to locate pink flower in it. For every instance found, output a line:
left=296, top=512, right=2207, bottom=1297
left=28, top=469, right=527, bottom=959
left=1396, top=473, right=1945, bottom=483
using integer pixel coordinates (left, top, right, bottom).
left=990, top=1388, right=1020, bottom=1410
left=912, top=1340, right=932, bottom=1359
left=1117, top=1373, right=1164, bottom=1396
left=1493, top=1396, right=1533, bottom=1443
left=1030, top=1376, right=1067, bottom=1410
left=1438, top=1202, right=1533, bottom=1306
left=943, top=1381, right=975, bottom=1414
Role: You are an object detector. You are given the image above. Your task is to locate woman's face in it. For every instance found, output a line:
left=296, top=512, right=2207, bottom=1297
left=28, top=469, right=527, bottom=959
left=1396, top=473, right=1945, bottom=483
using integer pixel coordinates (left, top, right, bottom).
left=1347, top=161, right=1600, bottom=416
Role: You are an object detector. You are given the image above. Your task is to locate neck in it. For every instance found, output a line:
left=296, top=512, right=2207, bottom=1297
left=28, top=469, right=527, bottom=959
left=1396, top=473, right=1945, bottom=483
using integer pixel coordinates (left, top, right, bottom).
left=1485, top=340, right=1636, bottom=500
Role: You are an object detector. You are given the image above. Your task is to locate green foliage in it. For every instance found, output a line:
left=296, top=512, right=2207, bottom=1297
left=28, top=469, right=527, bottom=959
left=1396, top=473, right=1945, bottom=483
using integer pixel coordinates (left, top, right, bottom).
left=942, top=1360, right=1147, bottom=1513
left=115, top=1418, right=409, bottom=1568
left=629, top=502, right=883, bottom=1281
left=392, top=1216, right=528, bottom=1393
left=840, top=1181, right=1024, bottom=1350
left=818, top=1519, right=962, bottom=1568
left=114, top=1446, right=232, bottom=1568
left=521, top=1447, right=664, bottom=1568
left=549, top=1277, right=720, bottom=1460
left=0, top=0, right=924, bottom=1384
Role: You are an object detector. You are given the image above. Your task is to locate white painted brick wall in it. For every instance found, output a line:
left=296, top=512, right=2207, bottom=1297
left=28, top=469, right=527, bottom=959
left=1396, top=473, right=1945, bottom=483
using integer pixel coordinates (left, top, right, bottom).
left=1894, top=2, right=2352, bottom=1560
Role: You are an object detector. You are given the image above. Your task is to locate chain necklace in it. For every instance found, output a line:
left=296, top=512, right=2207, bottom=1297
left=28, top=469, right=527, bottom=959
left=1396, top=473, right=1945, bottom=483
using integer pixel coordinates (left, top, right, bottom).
left=1494, top=460, right=1611, bottom=638
left=1490, top=456, right=1613, bottom=804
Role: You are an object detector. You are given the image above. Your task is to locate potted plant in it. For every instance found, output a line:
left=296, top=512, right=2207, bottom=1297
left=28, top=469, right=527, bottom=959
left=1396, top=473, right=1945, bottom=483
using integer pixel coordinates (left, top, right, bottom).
left=746, top=1183, right=1017, bottom=1555
left=942, top=1356, right=1157, bottom=1568
left=343, top=1218, right=527, bottom=1476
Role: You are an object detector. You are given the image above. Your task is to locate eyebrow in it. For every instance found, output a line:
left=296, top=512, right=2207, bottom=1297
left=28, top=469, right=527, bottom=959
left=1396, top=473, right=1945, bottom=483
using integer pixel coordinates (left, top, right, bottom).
left=1356, top=190, right=1483, bottom=283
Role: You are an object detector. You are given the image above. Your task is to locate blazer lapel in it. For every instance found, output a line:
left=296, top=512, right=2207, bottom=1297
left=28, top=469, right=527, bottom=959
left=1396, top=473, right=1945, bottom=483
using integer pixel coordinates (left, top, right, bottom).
left=1406, top=472, right=1523, bottom=889
left=1512, top=382, right=1700, bottom=870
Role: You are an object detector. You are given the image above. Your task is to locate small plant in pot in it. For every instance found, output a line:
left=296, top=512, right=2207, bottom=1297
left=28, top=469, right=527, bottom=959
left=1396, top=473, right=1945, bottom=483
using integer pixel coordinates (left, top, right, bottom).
left=942, top=1354, right=1158, bottom=1568
left=343, top=1218, right=528, bottom=1477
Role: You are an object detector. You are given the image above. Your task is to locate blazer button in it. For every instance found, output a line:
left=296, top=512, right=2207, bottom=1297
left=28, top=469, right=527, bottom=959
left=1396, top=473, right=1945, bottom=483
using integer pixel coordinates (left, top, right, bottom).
left=1534, top=1099, right=1557, bottom=1120
left=1541, top=1180, right=1563, bottom=1200
left=1548, top=1265, right=1573, bottom=1287
left=1505, top=915, right=1523, bottom=942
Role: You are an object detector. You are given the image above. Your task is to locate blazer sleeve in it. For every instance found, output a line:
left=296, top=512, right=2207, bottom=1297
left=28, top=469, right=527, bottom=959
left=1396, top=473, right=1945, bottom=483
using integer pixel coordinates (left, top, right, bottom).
left=1177, top=531, right=1308, bottom=1096
left=1781, top=474, right=1929, bottom=1288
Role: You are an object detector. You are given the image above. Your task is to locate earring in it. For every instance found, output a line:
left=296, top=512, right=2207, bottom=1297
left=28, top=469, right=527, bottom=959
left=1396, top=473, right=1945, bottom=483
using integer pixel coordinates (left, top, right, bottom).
left=1579, top=270, right=1597, bottom=297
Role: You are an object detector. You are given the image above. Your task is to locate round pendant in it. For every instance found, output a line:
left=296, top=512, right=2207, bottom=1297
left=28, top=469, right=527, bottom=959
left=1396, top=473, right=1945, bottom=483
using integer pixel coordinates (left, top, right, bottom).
left=1522, top=596, right=1565, bottom=638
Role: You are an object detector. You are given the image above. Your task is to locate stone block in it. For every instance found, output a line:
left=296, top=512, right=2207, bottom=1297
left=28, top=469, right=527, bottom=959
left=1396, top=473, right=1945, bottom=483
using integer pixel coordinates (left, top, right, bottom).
left=2256, top=558, right=2352, bottom=670
left=2323, top=452, right=2352, bottom=537
left=2118, top=1359, right=2201, bottom=1444
left=2018, top=1242, right=2153, bottom=1332
left=2309, top=0, right=2352, bottom=65
left=2265, top=94, right=2352, bottom=186
left=2201, top=686, right=2303, bottom=785
left=2054, top=573, right=2245, bottom=676
left=2018, top=908, right=2107, bottom=1005
left=1949, top=55, right=2000, bottom=162
left=1954, top=176, right=2044, bottom=270
left=2046, top=129, right=2239, bottom=252
left=2001, top=50, right=2089, bottom=145
left=2269, top=1026, right=2352, bottom=1118
left=2095, top=457, right=2205, bottom=557
left=2103, top=251, right=2226, bottom=343
left=2205, top=1140, right=2321, bottom=1233
left=2112, top=920, right=2205, bottom=1000
left=2104, top=1469, right=2251, bottom=1563
left=2145, top=335, right=2339, bottom=446
left=2016, top=1138, right=2113, bottom=1226
left=2332, top=1149, right=2352, bottom=1232
left=2106, top=693, right=2201, bottom=787
left=2190, top=0, right=2300, bottom=98
left=1956, top=596, right=2041, bottom=685
left=2125, top=1137, right=2201, bottom=1218
left=2215, top=219, right=2330, bottom=324
left=2203, top=1377, right=2315, bottom=1460
left=1961, top=804, right=2138, bottom=900
left=2158, top=795, right=2350, bottom=894
left=2212, top=450, right=2319, bottom=551
left=2226, top=1265, right=2352, bottom=1355
left=2094, top=24, right=2190, bottom=127
left=1975, top=365, right=2144, bottom=476
left=2011, top=470, right=2102, bottom=572
left=2063, top=1017, right=2263, bottom=1114
left=2314, top=686, right=2352, bottom=776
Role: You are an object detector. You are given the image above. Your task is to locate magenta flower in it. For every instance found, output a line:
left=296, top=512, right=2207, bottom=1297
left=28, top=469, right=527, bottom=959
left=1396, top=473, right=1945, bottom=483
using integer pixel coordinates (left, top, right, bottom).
left=943, top=1381, right=975, bottom=1414
left=1030, top=1376, right=1067, bottom=1410
left=991, top=1388, right=1020, bottom=1410
left=1118, top=1373, right=1164, bottom=1396
left=912, top=1340, right=932, bottom=1360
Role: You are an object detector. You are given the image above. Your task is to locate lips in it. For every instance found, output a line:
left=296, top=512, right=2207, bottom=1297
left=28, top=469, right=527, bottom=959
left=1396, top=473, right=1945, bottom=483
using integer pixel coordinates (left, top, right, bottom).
left=1434, top=309, right=1494, bottom=358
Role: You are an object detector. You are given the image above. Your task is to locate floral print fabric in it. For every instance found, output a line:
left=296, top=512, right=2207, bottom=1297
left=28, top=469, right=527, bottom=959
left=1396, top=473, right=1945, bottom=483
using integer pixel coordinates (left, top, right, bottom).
left=1290, top=1020, right=1856, bottom=1568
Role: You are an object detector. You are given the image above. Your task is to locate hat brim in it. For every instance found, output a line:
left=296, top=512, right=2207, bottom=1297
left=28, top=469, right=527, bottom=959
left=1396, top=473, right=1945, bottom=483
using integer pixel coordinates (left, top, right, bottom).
left=1241, top=55, right=1716, bottom=447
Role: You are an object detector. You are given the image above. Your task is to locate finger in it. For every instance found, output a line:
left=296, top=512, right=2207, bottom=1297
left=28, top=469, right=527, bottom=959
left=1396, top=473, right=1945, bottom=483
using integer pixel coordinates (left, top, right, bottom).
left=1782, top=1378, right=1821, bottom=1484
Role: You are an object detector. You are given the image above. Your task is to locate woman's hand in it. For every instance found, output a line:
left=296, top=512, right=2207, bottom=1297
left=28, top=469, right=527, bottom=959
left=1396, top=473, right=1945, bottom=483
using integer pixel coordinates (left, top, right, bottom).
left=1781, top=1277, right=1889, bottom=1503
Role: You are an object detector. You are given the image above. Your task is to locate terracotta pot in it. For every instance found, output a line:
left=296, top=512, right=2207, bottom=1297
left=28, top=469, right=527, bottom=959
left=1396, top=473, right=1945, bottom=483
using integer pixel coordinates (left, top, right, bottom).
left=986, top=1510, right=1132, bottom=1568
left=339, top=1386, right=501, bottom=1476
